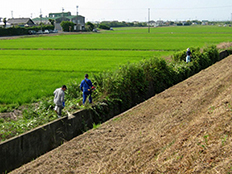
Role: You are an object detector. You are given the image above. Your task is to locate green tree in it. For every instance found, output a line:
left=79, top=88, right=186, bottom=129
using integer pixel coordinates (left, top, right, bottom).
left=60, top=21, right=75, bottom=32
left=185, top=20, right=192, bottom=26
left=169, top=21, right=175, bottom=25
left=3, top=18, right=7, bottom=28
left=99, top=23, right=110, bottom=30
left=85, top=22, right=95, bottom=31
left=49, top=19, right=55, bottom=26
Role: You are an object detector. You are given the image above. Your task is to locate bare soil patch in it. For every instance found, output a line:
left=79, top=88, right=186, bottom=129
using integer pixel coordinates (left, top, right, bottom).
left=10, top=55, right=232, bottom=173
left=217, top=42, right=232, bottom=49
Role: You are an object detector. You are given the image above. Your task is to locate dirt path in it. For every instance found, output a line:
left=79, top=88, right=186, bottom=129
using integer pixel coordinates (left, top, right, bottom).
left=10, top=55, right=232, bottom=173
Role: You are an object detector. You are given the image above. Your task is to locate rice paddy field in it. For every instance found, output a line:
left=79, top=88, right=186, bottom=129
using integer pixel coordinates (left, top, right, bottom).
left=0, top=25, right=232, bottom=105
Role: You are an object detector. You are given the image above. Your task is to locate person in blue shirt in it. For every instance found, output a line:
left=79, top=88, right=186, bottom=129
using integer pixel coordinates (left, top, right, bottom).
left=80, top=74, right=93, bottom=104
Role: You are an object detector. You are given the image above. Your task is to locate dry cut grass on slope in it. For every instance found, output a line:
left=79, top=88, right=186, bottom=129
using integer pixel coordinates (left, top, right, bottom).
left=11, top=56, right=232, bottom=174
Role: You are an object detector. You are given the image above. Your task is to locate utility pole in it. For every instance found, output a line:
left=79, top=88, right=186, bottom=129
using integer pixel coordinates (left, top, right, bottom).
left=148, top=8, right=150, bottom=33
left=40, top=9, right=42, bottom=32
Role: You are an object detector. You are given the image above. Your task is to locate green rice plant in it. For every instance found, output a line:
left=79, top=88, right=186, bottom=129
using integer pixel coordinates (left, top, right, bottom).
left=203, top=135, right=209, bottom=145
left=1, top=26, right=232, bottom=51
left=92, top=123, right=101, bottom=129
left=112, top=117, right=121, bottom=122
left=221, top=135, right=228, bottom=146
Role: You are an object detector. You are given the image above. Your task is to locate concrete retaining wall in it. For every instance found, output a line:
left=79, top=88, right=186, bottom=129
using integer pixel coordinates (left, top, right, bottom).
left=0, top=50, right=229, bottom=173
left=0, top=102, right=125, bottom=173
left=219, top=50, right=229, bottom=59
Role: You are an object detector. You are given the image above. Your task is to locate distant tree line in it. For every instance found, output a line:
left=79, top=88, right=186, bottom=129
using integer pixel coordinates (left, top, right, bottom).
left=100, top=21, right=148, bottom=27
left=84, top=20, right=232, bottom=32
left=85, top=21, right=148, bottom=31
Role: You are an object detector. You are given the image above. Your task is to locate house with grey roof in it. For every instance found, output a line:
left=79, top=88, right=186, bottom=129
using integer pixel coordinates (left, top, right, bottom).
left=7, top=18, right=35, bottom=27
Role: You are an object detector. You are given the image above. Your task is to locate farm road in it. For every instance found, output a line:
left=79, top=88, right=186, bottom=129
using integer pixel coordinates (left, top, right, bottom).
left=11, top=55, right=232, bottom=173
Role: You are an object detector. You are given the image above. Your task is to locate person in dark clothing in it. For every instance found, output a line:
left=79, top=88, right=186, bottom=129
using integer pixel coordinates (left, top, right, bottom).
left=186, top=48, right=191, bottom=63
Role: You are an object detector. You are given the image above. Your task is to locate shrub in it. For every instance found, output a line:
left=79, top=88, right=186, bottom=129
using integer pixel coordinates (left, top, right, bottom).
left=91, top=45, right=220, bottom=110
left=203, top=45, right=219, bottom=63
left=60, top=21, right=75, bottom=32
left=93, top=63, right=147, bottom=109
left=172, top=50, right=186, bottom=62
left=66, top=80, right=82, bottom=100
left=85, top=22, right=95, bottom=31
left=92, top=57, right=176, bottom=110
left=98, top=24, right=110, bottom=30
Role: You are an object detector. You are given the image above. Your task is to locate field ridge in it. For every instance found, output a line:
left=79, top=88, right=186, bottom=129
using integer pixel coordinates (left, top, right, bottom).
left=0, top=47, right=177, bottom=51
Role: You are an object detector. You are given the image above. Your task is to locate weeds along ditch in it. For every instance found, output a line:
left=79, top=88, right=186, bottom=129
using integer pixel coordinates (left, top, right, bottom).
left=1, top=26, right=232, bottom=142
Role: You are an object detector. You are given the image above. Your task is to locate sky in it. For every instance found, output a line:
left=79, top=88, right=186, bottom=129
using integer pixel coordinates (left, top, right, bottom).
left=1, top=0, right=232, bottom=22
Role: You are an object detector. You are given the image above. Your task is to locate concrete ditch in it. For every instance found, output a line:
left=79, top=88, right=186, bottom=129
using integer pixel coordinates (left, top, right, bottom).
left=0, top=101, right=125, bottom=173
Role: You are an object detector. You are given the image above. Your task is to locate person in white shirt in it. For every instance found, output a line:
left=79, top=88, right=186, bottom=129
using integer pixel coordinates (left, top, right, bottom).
left=53, top=85, right=67, bottom=117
